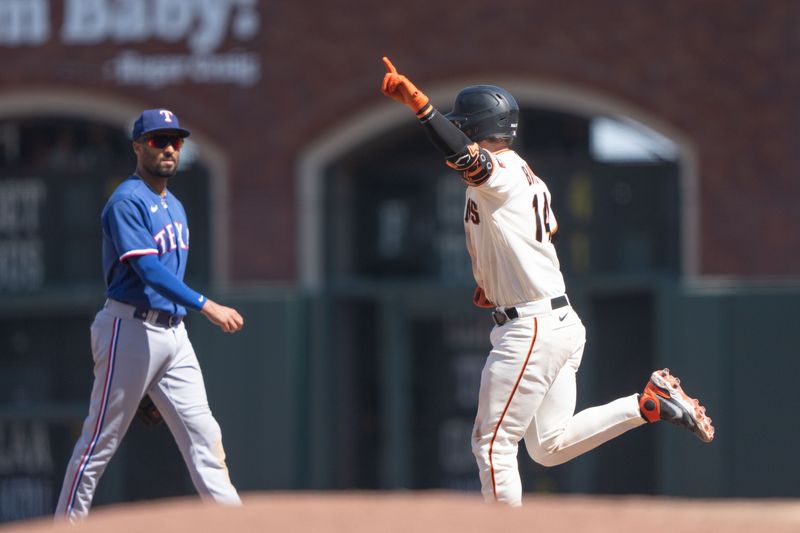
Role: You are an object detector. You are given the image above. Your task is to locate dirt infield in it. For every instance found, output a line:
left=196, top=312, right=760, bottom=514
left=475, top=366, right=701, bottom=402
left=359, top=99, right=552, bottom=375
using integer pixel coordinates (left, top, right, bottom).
left=3, top=492, right=799, bottom=533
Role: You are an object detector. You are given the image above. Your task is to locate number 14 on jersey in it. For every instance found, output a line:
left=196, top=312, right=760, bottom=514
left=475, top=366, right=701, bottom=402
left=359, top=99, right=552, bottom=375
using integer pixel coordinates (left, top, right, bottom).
left=532, top=191, right=555, bottom=243
left=522, top=163, right=556, bottom=243
left=464, top=191, right=556, bottom=244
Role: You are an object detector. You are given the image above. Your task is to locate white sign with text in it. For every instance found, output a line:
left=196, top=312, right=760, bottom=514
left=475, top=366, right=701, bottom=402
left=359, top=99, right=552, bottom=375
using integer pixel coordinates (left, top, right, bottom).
left=0, top=0, right=261, bottom=87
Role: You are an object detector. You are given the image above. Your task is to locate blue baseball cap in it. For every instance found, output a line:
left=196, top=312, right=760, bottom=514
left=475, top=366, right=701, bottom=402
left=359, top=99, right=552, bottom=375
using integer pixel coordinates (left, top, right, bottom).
left=131, top=109, right=191, bottom=140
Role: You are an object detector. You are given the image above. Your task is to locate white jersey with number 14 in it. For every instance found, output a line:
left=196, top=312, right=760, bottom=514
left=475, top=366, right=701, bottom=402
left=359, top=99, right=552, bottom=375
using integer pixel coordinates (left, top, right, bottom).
left=463, top=148, right=566, bottom=307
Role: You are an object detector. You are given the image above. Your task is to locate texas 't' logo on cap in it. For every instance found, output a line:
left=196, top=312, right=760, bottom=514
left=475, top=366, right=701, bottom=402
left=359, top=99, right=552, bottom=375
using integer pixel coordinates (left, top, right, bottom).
left=131, top=109, right=191, bottom=140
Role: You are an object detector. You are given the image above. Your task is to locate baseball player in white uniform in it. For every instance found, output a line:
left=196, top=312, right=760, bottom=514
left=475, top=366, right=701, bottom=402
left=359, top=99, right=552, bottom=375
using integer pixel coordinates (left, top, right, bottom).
left=55, top=109, right=243, bottom=521
left=381, top=57, right=714, bottom=506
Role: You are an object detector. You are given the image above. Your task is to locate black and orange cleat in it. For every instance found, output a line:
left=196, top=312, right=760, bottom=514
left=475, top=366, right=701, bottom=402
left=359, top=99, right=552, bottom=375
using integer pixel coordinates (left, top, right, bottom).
left=639, top=368, right=715, bottom=443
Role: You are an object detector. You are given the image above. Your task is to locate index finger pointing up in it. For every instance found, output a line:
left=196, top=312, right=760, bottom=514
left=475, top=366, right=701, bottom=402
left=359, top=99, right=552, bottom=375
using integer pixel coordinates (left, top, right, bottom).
left=382, top=56, right=397, bottom=74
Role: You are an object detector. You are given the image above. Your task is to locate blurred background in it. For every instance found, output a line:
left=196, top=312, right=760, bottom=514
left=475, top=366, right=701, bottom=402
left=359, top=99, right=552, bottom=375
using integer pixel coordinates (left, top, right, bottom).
left=0, top=0, right=798, bottom=523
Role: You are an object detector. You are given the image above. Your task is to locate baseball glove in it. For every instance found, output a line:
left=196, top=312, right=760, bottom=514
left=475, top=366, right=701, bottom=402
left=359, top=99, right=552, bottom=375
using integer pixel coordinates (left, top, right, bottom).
left=136, top=394, right=164, bottom=429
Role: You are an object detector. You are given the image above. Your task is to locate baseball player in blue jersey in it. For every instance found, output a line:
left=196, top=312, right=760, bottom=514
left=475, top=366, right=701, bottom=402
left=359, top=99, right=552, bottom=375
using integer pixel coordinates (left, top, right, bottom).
left=55, top=109, right=243, bottom=521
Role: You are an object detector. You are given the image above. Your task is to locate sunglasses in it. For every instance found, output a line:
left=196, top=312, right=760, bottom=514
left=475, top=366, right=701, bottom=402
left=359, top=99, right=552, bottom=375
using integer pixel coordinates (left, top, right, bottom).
left=144, top=135, right=184, bottom=150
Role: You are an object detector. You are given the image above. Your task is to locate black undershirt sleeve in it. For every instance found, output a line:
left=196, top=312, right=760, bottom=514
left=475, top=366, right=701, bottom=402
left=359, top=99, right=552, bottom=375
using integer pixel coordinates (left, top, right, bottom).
left=416, top=104, right=495, bottom=186
left=417, top=104, right=470, bottom=156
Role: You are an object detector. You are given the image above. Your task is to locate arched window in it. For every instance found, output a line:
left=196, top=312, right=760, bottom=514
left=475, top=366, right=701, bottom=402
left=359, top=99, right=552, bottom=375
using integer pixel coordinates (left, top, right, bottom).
left=317, top=106, right=682, bottom=283
left=0, top=115, right=213, bottom=294
left=297, top=85, right=694, bottom=491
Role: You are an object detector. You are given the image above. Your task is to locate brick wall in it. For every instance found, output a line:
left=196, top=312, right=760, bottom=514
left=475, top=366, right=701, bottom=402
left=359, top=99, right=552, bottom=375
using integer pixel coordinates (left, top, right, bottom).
left=0, top=0, right=796, bottom=279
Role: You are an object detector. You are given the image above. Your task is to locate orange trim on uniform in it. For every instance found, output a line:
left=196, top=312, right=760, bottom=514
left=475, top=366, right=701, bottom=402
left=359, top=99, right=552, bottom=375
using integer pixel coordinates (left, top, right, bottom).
left=488, top=318, right=538, bottom=501
left=464, top=166, right=483, bottom=178
left=446, top=144, right=480, bottom=170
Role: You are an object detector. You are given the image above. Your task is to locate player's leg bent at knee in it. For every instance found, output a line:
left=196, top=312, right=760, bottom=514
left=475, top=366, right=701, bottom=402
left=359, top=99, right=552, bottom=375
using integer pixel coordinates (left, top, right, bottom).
left=514, top=316, right=642, bottom=467
left=526, top=394, right=644, bottom=467
left=523, top=357, right=644, bottom=467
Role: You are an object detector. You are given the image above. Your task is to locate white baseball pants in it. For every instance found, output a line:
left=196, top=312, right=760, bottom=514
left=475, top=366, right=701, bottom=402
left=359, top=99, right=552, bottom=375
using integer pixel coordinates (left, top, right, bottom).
left=55, top=301, right=240, bottom=521
left=471, top=303, right=645, bottom=506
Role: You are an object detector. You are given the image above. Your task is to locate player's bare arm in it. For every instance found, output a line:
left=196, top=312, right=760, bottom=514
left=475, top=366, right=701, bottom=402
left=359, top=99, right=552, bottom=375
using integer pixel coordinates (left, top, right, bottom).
left=200, top=299, right=244, bottom=333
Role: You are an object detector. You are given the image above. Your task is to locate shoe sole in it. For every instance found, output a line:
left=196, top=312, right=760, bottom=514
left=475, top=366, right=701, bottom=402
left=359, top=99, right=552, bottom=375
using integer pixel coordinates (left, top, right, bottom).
left=650, top=368, right=715, bottom=443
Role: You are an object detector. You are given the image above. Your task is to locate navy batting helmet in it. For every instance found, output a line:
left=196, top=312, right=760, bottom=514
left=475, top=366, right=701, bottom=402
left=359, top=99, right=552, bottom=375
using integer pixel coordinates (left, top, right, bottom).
left=445, top=85, right=519, bottom=143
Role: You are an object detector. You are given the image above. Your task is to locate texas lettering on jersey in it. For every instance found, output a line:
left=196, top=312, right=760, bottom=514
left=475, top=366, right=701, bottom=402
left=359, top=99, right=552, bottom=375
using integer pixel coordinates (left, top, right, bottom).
left=102, top=176, right=193, bottom=314
left=154, top=222, right=189, bottom=255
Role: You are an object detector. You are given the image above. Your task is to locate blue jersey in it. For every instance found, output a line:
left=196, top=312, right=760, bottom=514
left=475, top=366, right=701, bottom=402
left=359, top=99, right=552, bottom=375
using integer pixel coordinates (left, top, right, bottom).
left=102, top=175, right=194, bottom=315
